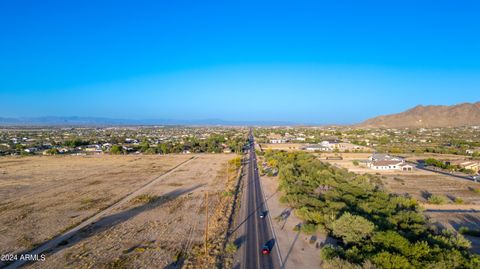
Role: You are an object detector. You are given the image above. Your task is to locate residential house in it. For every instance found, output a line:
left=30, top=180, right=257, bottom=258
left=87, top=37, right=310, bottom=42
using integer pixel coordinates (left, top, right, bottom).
left=270, top=139, right=287, bottom=144
left=367, top=153, right=413, bottom=171
left=450, top=160, right=480, bottom=173
left=302, top=144, right=331, bottom=151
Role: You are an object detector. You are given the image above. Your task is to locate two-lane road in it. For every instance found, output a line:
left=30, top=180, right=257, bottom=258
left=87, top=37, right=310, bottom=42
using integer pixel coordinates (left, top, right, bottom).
left=241, top=132, right=281, bottom=269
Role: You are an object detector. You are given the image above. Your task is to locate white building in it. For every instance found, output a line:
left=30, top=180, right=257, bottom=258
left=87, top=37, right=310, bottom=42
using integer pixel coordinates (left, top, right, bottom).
left=367, top=153, right=413, bottom=171
left=303, top=144, right=331, bottom=151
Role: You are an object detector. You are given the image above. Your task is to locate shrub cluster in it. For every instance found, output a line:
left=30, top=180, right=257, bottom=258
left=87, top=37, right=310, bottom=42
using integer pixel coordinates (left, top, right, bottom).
left=264, top=150, right=479, bottom=268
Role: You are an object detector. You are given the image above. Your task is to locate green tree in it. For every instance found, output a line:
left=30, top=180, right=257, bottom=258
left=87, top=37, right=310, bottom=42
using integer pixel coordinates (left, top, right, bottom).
left=428, top=194, right=448, bottom=205
left=64, top=139, right=87, bottom=148
left=15, top=144, right=25, bottom=152
left=225, top=242, right=237, bottom=254
left=332, top=212, right=374, bottom=244
left=46, top=148, right=59, bottom=155
left=371, top=252, right=412, bottom=269
left=139, top=141, right=150, bottom=152
left=157, top=143, right=169, bottom=154
left=110, top=145, right=123, bottom=155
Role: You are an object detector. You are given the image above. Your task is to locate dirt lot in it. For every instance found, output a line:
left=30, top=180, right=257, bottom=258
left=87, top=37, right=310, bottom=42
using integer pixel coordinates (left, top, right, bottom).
left=0, top=154, right=236, bottom=268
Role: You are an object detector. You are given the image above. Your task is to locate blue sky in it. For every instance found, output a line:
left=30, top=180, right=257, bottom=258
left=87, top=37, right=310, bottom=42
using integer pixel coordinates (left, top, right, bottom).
left=1, top=0, right=479, bottom=124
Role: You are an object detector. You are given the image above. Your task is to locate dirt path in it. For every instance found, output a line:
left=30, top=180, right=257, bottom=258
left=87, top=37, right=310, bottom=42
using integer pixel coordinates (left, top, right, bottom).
left=3, top=156, right=196, bottom=269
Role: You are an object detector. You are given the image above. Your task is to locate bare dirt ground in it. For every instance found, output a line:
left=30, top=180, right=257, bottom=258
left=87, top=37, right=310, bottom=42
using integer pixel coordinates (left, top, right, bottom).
left=0, top=154, right=237, bottom=268
left=0, top=155, right=191, bottom=256
left=260, top=174, right=323, bottom=268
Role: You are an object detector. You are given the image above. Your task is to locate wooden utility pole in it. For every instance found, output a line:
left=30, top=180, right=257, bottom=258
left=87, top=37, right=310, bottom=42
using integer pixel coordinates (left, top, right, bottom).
left=204, top=191, right=209, bottom=257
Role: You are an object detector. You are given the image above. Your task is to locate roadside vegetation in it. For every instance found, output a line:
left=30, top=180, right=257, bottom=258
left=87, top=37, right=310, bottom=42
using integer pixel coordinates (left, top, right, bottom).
left=262, top=150, right=480, bottom=268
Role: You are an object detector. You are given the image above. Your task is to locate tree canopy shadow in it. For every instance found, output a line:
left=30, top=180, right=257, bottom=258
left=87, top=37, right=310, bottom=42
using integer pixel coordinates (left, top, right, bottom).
left=234, top=234, right=247, bottom=248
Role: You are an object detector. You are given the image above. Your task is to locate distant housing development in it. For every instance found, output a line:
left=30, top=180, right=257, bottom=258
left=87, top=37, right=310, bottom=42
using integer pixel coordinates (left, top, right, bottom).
left=301, top=140, right=368, bottom=152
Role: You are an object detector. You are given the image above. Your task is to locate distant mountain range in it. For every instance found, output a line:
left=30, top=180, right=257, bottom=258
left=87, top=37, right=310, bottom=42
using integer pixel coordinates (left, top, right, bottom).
left=4, top=102, right=479, bottom=128
left=358, top=102, right=480, bottom=128
left=0, top=116, right=293, bottom=126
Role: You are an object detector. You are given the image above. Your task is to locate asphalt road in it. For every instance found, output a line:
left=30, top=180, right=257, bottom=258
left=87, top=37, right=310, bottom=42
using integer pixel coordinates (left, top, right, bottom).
left=242, top=132, right=281, bottom=269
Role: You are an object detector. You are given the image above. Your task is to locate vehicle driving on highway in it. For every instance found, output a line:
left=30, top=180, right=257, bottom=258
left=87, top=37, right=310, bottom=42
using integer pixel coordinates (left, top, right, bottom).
left=259, top=210, right=268, bottom=219
left=261, top=244, right=271, bottom=255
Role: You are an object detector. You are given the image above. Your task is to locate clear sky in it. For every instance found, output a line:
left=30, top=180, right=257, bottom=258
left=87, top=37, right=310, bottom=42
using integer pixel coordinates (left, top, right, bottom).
left=1, top=0, right=479, bottom=124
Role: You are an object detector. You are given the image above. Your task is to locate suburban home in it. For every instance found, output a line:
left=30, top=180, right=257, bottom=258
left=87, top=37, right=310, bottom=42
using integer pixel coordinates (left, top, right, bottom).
left=24, top=147, right=38, bottom=153
left=85, top=145, right=102, bottom=153
left=302, top=144, right=331, bottom=151
left=58, top=147, right=69, bottom=153
left=369, top=153, right=404, bottom=162
left=367, top=153, right=413, bottom=171
left=269, top=139, right=287, bottom=144
left=320, top=140, right=340, bottom=150
left=450, top=160, right=480, bottom=173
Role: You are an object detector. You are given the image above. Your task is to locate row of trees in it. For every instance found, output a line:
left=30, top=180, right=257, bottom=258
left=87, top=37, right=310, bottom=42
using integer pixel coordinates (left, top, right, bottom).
left=137, top=135, right=246, bottom=154
left=110, top=135, right=247, bottom=155
left=262, top=150, right=479, bottom=268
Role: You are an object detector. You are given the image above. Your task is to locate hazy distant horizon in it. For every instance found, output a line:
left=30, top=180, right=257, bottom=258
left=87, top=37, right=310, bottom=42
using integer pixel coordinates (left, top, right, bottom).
left=2, top=99, right=480, bottom=127
left=0, top=115, right=346, bottom=126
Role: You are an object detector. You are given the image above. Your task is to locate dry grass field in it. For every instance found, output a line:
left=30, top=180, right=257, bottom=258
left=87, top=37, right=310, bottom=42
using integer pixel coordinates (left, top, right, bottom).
left=0, top=154, right=238, bottom=268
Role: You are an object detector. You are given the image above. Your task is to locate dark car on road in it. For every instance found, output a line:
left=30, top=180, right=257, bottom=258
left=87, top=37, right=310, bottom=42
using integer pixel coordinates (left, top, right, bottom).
left=259, top=210, right=268, bottom=219
left=261, top=239, right=275, bottom=255
left=261, top=244, right=271, bottom=255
